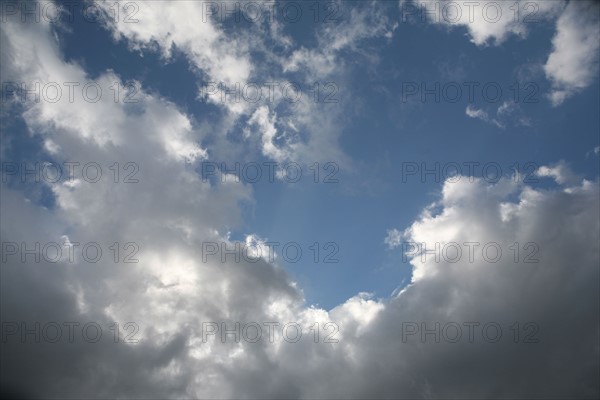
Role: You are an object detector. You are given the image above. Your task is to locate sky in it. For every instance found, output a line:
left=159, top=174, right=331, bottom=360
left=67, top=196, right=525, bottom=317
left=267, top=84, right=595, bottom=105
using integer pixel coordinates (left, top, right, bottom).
left=0, top=0, right=599, bottom=398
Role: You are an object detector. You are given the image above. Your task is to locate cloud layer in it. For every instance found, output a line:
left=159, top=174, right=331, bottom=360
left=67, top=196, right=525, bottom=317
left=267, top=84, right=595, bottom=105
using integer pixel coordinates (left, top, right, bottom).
left=1, top=1, right=599, bottom=398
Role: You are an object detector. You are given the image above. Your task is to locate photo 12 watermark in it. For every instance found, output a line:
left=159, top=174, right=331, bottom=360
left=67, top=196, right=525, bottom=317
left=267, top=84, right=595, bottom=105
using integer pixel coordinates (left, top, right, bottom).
left=201, top=321, right=340, bottom=344
left=401, top=321, right=540, bottom=344
left=201, top=241, right=340, bottom=264
left=400, top=2, right=544, bottom=25
left=199, top=81, right=339, bottom=104
left=201, top=161, right=339, bottom=184
left=400, top=161, right=541, bottom=183
left=400, top=81, right=539, bottom=104
left=1, top=81, right=140, bottom=104
left=1, top=161, right=140, bottom=184
left=1, top=321, right=140, bottom=344
left=1, top=241, right=140, bottom=264
left=0, top=1, right=140, bottom=24
left=1, top=80, right=340, bottom=105
left=190, top=1, right=343, bottom=24
left=400, top=241, right=540, bottom=264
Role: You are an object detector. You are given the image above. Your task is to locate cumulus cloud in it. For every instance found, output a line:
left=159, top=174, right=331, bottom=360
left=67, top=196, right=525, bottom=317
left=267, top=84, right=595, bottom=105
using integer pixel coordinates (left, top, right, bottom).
left=544, top=0, right=600, bottom=105
left=375, top=172, right=599, bottom=398
left=98, top=1, right=252, bottom=87
left=0, top=8, right=299, bottom=397
left=1, top=2, right=599, bottom=399
left=4, top=128, right=600, bottom=398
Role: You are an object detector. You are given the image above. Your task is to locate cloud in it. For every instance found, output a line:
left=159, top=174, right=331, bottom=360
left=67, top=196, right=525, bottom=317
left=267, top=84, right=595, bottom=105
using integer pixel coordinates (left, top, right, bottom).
left=544, top=0, right=600, bottom=105
left=412, top=1, right=598, bottom=105
left=465, top=104, right=503, bottom=128
left=246, top=105, right=297, bottom=163
left=0, top=8, right=300, bottom=397
left=1, top=2, right=599, bottom=399
left=465, top=104, right=489, bottom=120
left=92, top=0, right=354, bottom=168
left=384, top=228, right=402, bottom=249
left=374, top=172, right=599, bottom=398
left=466, top=102, right=531, bottom=129
left=535, top=160, right=581, bottom=186
left=412, top=0, right=564, bottom=46
left=98, top=1, right=252, bottom=87
left=284, top=1, right=396, bottom=78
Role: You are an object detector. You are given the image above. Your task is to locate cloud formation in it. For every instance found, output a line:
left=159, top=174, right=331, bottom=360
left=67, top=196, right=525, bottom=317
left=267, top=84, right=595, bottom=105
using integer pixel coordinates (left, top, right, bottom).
left=544, top=0, right=600, bottom=105
left=412, top=0, right=564, bottom=46
left=411, top=0, right=599, bottom=105
left=1, top=2, right=598, bottom=398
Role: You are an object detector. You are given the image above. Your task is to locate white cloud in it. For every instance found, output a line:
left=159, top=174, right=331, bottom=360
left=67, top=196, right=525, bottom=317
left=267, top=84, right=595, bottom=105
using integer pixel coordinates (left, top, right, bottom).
left=414, top=0, right=564, bottom=46
left=465, top=105, right=503, bottom=128
left=466, top=102, right=532, bottom=129
left=98, top=1, right=252, bottom=87
left=535, top=160, right=581, bottom=186
left=413, top=1, right=598, bottom=105
left=544, top=1, right=600, bottom=105
left=92, top=1, right=353, bottom=168
left=247, top=105, right=295, bottom=163
left=496, top=101, right=515, bottom=116
left=465, top=104, right=489, bottom=119
left=284, top=2, right=396, bottom=78
left=384, top=228, right=403, bottom=249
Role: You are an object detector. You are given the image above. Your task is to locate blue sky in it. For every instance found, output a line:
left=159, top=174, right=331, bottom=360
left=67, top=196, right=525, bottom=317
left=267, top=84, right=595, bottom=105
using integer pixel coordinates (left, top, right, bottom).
left=1, top=1, right=599, bottom=398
